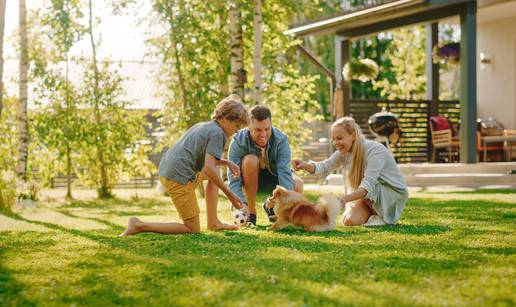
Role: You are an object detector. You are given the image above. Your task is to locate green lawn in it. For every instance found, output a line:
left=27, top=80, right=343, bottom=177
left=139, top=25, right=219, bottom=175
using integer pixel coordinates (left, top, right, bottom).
left=0, top=188, right=515, bottom=306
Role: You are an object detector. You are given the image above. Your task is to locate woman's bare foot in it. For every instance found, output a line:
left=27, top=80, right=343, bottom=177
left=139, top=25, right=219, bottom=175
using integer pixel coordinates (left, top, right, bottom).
left=207, top=221, right=239, bottom=231
left=119, top=217, right=142, bottom=237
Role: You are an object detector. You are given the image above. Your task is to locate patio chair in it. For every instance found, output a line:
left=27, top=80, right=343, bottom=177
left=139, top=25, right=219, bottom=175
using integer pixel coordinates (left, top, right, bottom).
left=503, top=129, right=516, bottom=161
left=429, top=119, right=459, bottom=163
left=476, top=132, right=504, bottom=162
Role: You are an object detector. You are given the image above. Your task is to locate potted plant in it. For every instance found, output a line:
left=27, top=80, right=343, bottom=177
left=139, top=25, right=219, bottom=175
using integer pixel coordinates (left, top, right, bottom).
left=17, top=180, right=40, bottom=209
left=342, top=58, right=379, bottom=82
left=432, top=42, right=460, bottom=65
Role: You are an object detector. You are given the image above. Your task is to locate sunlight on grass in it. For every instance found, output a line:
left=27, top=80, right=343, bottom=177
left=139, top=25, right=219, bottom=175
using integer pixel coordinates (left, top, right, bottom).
left=0, top=188, right=515, bottom=306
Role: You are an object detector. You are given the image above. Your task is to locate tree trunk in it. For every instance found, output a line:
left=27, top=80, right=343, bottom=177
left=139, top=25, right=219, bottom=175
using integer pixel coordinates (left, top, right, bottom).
left=64, top=53, right=74, bottom=200
left=18, top=0, right=29, bottom=179
left=253, top=0, right=262, bottom=105
left=165, top=3, right=188, bottom=111
left=66, top=143, right=73, bottom=199
left=88, top=0, right=110, bottom=198
left=0, top=0, right=6, bottom=116
left=229, top=1, right=245, bottom=100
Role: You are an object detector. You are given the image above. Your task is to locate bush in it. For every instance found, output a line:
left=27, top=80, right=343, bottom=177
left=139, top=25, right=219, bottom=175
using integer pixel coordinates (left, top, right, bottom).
left=0, top=171, right=17, bottom=210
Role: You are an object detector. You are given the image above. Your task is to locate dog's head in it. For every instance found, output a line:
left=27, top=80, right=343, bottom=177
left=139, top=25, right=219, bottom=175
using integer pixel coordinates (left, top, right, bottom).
left=266, top=185, right=304, bottom=210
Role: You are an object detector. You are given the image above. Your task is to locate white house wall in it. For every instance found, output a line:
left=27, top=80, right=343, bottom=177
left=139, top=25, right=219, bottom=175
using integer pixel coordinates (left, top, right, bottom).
left=477, top=9, right=516, bottom=129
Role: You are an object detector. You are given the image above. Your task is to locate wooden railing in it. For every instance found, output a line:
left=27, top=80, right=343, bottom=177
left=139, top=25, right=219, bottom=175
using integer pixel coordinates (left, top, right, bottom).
left=349, top=99, right=460, bottom=163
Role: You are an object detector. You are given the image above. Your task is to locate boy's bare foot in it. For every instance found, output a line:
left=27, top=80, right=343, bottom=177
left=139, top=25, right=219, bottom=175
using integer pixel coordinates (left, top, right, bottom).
left=207, top=221, right=239, bottom=231
left=119, top=217, right=142, bottom=237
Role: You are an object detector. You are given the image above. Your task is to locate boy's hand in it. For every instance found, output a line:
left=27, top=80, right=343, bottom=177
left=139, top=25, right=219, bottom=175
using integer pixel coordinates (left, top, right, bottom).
left=228, top=192, right=244, bottom=209
left=226, top=160, right=241, bottom=177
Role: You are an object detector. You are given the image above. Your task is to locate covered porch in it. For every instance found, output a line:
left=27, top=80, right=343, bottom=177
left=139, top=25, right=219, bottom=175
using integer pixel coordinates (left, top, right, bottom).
left=288, top=0, right=479, bottom=163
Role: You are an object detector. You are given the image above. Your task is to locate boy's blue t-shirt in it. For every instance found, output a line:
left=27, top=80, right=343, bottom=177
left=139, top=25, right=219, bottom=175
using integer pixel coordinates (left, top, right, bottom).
left=158, top=121, right=226, bottom=184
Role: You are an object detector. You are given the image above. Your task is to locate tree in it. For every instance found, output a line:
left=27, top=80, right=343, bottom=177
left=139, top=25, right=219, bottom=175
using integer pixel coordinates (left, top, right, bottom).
left=30, top=0, right=86, bottom=199
left=149, top=0, right=231, bottom=145
left=229, top=0, right=245, bottom=99
left=373, top=26, right=427, bottom=100
left=18, top=0, right=29, bottom=179
left=0, top=0, right=6, bottom=116
left=81, top=0, right=150, bottom=198
left=252, top=0, right=262, bottom=105
left=148, top=0, right=321, bottom=156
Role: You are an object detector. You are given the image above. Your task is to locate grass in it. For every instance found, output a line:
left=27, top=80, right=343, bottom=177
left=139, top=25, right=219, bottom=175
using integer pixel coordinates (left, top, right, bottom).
left=0, top=188, right=515, bottom=306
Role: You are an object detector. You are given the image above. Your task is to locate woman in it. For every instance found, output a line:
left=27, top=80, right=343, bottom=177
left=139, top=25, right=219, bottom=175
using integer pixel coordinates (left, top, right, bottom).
left=293, top=116, right=408, bottom=226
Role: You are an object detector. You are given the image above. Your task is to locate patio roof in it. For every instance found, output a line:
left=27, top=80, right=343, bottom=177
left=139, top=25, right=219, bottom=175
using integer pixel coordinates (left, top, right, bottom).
left=286, top=0, right=480, bottom=163
left=285, top=0, right=475, bottom=37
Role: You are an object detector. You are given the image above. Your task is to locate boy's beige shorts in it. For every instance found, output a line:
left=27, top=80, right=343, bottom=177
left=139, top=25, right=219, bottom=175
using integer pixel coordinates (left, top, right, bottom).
left=159, top=175, right=202, bottom=220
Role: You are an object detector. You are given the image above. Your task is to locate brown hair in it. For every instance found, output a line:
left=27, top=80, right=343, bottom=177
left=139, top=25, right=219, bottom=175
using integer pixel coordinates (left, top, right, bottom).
left=211, top=94, right=250, bottom=126
left=249, top=105, right=272, bottom=121
left=332, top=117, right=365, bottom=191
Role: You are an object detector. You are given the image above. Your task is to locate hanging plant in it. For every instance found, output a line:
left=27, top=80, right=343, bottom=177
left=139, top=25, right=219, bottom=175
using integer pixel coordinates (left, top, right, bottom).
left=432, top=41, right=460, bottom=65
left=342, top=58, right=379, bottom=82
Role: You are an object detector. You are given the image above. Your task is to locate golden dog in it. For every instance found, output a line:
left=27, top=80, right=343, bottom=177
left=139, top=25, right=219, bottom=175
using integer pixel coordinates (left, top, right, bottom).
left=265, top=186, right=341, bottom=232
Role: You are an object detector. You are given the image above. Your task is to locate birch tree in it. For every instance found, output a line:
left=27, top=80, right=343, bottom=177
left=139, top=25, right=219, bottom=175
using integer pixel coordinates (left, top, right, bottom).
left=0, top=0, right=6, bottom=116
left=18, top=0, right=28, bottom=179
left=252, top=0, right=262, bottom=105
left=229, top=0, right=245, bottom=99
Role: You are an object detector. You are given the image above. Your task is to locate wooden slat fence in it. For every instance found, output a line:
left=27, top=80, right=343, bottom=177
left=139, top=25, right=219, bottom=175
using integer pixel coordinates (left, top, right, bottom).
left=349, top=99, right=460, bottom=163
left=51, top=175, right=158, bottom=189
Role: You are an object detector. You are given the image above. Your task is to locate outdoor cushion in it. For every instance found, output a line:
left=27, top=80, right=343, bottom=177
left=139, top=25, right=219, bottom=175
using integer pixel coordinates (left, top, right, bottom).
left=430, top=116, right=450, bottom=131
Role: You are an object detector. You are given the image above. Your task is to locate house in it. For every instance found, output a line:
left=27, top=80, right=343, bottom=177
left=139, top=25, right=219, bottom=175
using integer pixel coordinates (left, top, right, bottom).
left=287, top=0, right=516, bottom=164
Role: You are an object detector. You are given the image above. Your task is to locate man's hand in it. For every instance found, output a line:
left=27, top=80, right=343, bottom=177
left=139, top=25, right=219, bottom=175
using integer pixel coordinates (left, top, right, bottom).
left=226, top=160, right=241, bottom=178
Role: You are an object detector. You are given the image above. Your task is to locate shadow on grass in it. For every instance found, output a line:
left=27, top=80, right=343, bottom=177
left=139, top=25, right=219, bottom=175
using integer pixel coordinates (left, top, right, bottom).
left=0, top=231, right=58, bottom=306
left=421, top=188, right=516, bottom=194
left=1, top=196, right=515, bottom=305
left=369, top=223, right=450, bottom=235
left=407, top=198, right=516, bottom=223
left=65, top=197, right=170, bottom=209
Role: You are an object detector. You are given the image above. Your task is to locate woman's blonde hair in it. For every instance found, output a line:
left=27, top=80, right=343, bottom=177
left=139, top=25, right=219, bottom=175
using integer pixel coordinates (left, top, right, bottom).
left=211, top=94, right=250, bottom=126
left=332, top=116, right=365, bottom=191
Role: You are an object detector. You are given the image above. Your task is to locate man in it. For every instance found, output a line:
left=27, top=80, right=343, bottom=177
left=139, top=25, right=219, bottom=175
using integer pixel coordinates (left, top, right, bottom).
left=228, top=105, right=303, bottom=225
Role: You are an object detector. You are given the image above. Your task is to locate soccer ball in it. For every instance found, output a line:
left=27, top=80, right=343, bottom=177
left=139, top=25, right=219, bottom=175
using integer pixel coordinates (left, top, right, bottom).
left=232, top=209, right=248, bottom=226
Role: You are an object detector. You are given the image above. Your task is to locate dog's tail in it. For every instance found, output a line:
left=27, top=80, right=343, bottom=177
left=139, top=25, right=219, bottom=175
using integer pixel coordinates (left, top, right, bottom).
left=318, top=195, right=341, bottom=220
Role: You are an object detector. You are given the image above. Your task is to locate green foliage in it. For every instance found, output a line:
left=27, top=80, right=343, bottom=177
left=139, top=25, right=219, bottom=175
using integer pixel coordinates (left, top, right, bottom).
left=0, top=172, right=16, bottom=210
left=373, top=26, right=427, bottom=100
left=0, top=190, right=515, bottom=305
left=0, top=96, right=18, bottom=209
left=149, top=0, right=321, bottom=153
left=149, top=0, right=231, bottom=147
left=342, top=58, right=379, bottom=82
left=0, top=97, right=18, bottom=172
left=78, top=62, right=151, bottom=198
left=28, top=0, right=87, bottom=196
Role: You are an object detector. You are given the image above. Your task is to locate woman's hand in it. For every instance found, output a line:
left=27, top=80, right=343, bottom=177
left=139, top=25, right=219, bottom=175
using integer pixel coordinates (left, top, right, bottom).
left=339, top=194, right=350, bottom=206
left=292, top=159, right=304, bottom=171
left=292, top=160, right=315, bottom=174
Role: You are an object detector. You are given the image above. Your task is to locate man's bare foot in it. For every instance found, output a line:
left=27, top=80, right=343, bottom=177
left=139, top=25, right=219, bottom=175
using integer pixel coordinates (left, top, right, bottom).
left=207, top=221, right=239, bottom=231
left=119, top=217, right=142, bottom=237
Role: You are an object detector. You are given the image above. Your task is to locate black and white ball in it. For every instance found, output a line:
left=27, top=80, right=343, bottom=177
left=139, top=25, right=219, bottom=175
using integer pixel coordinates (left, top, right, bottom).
left=232, top=209, right=248, bottom=226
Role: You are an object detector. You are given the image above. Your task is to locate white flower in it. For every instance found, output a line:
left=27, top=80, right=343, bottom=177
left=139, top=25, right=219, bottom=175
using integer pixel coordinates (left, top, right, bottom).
left=2, top=171, right=15, bottom=181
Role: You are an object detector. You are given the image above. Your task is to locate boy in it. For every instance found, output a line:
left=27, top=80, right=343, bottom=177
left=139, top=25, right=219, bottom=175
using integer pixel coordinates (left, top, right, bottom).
left=120, top=94, right=249, bottom=235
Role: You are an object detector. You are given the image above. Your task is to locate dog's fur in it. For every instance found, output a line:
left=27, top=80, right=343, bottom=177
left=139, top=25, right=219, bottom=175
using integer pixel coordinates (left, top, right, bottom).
left=266, top=186, right=341, bottom=232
